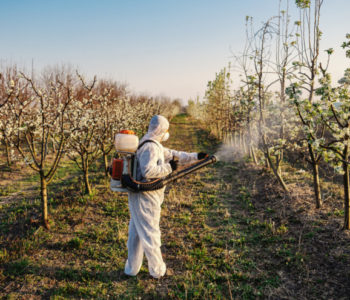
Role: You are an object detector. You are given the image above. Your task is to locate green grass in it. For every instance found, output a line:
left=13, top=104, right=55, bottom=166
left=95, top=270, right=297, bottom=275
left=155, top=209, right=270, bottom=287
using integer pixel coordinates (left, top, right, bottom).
left=0, top=185, right=18, bottom=196
left=0, top=114, right=350, bottom=299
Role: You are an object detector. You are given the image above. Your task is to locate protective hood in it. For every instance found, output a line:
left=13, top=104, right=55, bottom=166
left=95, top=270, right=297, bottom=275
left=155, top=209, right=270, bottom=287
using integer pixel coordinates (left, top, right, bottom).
left=141, top=115, right=169, bottom=142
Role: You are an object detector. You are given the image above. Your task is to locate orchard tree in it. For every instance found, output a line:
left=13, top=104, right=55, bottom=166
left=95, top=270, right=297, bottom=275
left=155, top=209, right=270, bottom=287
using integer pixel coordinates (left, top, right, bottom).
left=234, top=16, right=259, bottom=161
left=249, top=17, right=289, bottom=191
left=0, top=68, right=16, bottom=110
left=237, top=81, right=257, bottom=162
left=0, top=67, right=23, bottom=166
left=154, top=96, right=182, bottom=121
left=287, top=0, right=324, bottom=208
left=66, top=73, right=101, bottom=195
left=316, top=35, right=350, bottom=229
left=187, top=96, right=207, bottom=123
left=204, top=67, right=233, bottom=140
left=272, top=0, right=298, bottom=172
left=5, top=71, right=74, bottom=229
left=94, top=80, right=127, bottom=177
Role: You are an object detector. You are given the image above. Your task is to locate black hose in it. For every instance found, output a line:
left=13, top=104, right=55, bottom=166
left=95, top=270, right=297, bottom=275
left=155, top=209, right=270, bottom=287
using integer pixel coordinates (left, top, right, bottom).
left=121, top=174, right=165, bottom=192
left=162, top=155, right=216, bottom=185
left=121, top=155, right=217, bottom=192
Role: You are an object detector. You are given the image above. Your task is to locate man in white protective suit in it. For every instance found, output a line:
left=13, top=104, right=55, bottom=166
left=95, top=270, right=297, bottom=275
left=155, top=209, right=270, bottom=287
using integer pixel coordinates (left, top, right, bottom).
left=124, top=115, right=208, bottom=278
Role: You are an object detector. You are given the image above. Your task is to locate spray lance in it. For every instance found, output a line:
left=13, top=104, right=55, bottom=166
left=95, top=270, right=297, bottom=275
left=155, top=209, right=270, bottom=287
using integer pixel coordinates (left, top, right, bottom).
left=110, top=130, right=217, bottom=193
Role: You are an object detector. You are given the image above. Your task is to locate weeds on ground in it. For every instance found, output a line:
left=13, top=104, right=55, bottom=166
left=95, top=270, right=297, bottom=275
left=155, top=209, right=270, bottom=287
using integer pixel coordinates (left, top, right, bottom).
left=1, top=115, right=350, bottom=299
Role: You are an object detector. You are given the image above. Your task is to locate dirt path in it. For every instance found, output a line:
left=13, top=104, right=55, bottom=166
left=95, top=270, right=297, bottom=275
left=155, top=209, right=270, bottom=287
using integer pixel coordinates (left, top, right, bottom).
left=1, top=114, right=349, bottom=299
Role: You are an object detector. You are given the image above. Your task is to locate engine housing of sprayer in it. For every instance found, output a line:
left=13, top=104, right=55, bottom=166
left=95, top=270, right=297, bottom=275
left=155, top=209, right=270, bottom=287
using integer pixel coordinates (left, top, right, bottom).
left=110, top=130, right=139, bottom=193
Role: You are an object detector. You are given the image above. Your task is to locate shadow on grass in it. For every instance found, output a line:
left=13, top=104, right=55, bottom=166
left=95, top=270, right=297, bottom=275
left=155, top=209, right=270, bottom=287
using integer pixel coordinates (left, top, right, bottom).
left=0, top=164, right=12, bottom=173
left=2, top=258, right=146, bottom=297
left=3, top=259, right=159, bottom=298
left=3, top=259, right=133, bottom=283
left=0, top=159, right=109, bottom=261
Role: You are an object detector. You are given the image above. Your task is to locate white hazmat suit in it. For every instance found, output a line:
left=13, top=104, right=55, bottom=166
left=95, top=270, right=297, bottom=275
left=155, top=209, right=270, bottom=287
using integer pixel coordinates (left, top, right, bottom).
left=124, top=115, right=199, bottom=278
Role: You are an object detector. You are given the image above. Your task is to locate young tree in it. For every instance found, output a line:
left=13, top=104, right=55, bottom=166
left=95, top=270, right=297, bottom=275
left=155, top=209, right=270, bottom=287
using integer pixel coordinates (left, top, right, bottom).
left=5, top=71, right=74, bottom=228
left=233, top=17, right=259, bottom=161
left=204, top=67, right=233, bottom=140
left=249, top=17, right=289, bottom=191
left=0, top=69, right=15, bottom=110
left=94, top=80, right=127, bottom=177
left=66, top=73, right=101, bottom=195
left=187, top=96, right=205, bottom=121
left=273, top=0, right=298, bottom=173
left=287, top=0, right=324, bottom=208
left=0, top=67, right=22, bottom=167
left=316, top=35, right=350, bottom=229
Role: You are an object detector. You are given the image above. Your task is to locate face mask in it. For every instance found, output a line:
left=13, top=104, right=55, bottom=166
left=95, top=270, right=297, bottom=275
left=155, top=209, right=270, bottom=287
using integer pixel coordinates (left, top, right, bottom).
left=161, top=132, right=170, bottom=142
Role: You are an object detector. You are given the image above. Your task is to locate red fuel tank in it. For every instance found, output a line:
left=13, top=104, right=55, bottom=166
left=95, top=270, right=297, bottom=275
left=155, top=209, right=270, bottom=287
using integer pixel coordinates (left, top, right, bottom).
left=112, top=158, right=123, bottom=180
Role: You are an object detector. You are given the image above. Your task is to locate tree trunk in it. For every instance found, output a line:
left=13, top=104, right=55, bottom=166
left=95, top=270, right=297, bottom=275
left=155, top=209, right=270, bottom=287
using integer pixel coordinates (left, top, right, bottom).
left=343, top=147, right=350, bottom=230
left=266, top=151, right=288, bottom=192
left=228, top=133, right=234, bottom=147
left=4, top=139, right=12, bottom=167
left=312, top=162, right=322, bottom=209
left=83, top=168, right=92, bottom=195
left=250, top=146, right=257, bottom=164
left=308, top=145, right=322, bottom=208
left=242, top=134, right=247, bottom=155
left=277, top=160, right=282, bottom=177
left=103, top=152, right=109, bottom=178
left=265, top=148, right=270, bottom=169
left=240, top=130, right=245, bottom=154
left=51, top=137, right=56, bottom=154
left=247, top=122, right=253, bottom=160
left=40, top=173, right=50, bottom=229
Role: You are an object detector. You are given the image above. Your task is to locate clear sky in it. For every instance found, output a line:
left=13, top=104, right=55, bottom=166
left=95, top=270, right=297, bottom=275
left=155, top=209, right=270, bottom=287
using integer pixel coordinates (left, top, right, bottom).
left=1, top=0, right=349, bottom=102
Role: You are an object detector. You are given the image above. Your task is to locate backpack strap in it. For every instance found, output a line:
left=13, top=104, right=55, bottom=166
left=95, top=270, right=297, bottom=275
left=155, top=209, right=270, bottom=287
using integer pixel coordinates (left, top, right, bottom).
left=137, top=139, right=160, bottom=151
left=135, top=139, right=161, bottom=181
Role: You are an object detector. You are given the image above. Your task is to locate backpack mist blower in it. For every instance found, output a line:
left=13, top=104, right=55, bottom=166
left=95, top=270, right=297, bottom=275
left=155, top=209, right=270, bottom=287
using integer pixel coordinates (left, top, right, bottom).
left=110, top=130, right=217, bottom=193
